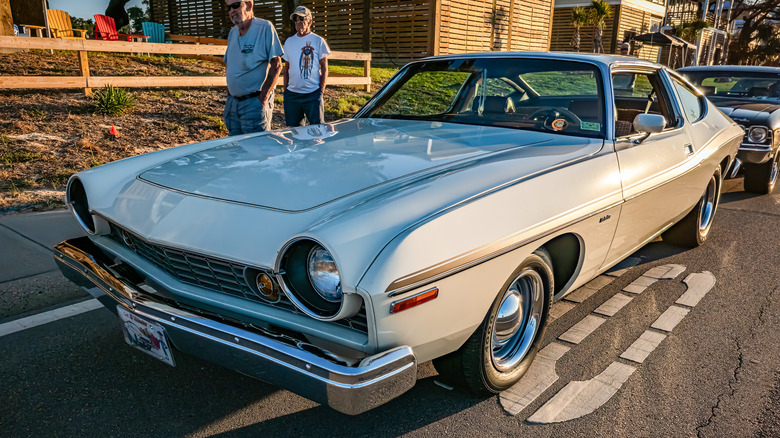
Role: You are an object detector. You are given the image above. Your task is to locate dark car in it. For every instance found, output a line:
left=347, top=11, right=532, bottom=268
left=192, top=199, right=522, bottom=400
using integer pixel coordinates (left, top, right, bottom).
left=678, top=65, right=780, bottom=194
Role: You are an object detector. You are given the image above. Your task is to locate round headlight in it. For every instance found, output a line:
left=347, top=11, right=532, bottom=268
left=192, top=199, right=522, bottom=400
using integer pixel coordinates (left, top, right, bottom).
left=748, top=126, right=768, bottom=144
left=279, top=239, right=360, bottom=321
left=307, top=246, right=342, bottom=302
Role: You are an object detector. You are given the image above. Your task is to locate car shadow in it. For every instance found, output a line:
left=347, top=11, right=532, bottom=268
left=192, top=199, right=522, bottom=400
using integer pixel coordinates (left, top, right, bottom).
left=719, top=189, right=764, bottom=205
left=207, top=377, right=486, bottom=437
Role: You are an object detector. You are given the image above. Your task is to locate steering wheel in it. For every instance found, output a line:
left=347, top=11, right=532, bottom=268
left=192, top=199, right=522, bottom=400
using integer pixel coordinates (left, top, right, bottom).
left=527, top=107, right=583, bottom=131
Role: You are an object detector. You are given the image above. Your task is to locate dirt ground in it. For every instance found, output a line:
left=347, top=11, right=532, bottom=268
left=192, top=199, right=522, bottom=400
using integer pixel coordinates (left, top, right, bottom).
left=0, top=50, right=379, bottom=213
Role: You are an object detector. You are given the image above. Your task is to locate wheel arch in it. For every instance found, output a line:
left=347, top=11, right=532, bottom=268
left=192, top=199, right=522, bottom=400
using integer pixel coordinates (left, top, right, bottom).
left=537, top=233, right=582, bottom=298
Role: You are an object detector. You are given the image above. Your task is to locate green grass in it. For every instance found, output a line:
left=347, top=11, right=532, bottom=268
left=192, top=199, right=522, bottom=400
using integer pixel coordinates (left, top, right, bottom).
left=92, top=85, right=136, bottom=116
left=333, top=94, right=371, bottom=118
left=192, top=114, right=228, bottom=134
left=1, top=149, right=42, bottom=165
left=521, top=71, right=599, bottom=96
left=329, top=65, right=398, bottom=84
left=374, top=71, right=469, bottom=116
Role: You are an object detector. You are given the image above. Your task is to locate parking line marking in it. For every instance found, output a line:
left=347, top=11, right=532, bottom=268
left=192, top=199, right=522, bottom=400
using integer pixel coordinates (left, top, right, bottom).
left=563, top=286, right=600, bottom=303
left=620, top=330, right=667, bottom=364
left=604, top=257, right=641, bottom=277
left=549, top=301, right=576, bottom=322
left=559, top=315, right=606, bottom=344
left=0, top=299, right=102, bottom=338
left=677, top=272, right=716, bottom=307
left=527, top=362, right=636, bottom=424
left=593, top=293, right=633, bottom=317
left=501, top=342, right=570, bottom=415
left=508, top=265, right=717, bottom=422
left=644, top=264, right=686, bottom=280
left=651, top=306, right=690, bottom=332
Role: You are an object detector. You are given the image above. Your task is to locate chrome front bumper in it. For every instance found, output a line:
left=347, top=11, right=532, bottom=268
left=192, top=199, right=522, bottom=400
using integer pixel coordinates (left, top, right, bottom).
left=738, top=144, right=775, bottom=165
left=53, top=237, right=417, bottom=415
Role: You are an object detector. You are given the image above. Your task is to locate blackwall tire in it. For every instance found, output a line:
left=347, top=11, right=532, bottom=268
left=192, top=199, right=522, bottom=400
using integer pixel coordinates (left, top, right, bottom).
left=743, top=154, right=778, bottom=195
left=433, top=249, right=553, bottom=395
left=663, top=167, right=722, bottom=248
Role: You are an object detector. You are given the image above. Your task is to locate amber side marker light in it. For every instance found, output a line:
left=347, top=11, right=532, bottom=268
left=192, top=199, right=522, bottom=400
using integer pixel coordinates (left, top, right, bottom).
left=390, top=287, right=439, bottom=313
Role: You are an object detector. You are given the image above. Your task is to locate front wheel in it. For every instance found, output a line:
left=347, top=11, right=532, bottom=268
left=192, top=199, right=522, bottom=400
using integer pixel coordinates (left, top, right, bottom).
left=433, top=250, right=553, bottom=394
left=743, top=153, right=779, bottom=194
left=663, top=167, right=722, bottom=247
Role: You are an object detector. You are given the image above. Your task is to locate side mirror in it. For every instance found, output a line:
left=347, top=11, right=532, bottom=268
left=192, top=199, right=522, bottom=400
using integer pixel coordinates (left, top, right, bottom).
left=633, top=113, right=666, bottom=134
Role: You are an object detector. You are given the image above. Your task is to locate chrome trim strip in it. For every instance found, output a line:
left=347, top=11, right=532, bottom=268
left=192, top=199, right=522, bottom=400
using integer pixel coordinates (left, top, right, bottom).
left=739, top=144, right=772, bottom=152
left=729, top=158, right=742, bottom=179
left=384, top=199, right=623, bottom=295
left=389, top=286, right=439, bottom=307
left=53, top=237, right=416, bottom=415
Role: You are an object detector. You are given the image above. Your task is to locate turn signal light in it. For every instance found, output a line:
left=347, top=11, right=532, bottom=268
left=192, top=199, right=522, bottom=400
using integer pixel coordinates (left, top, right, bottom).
left=390, top=287, right=439, bottom=314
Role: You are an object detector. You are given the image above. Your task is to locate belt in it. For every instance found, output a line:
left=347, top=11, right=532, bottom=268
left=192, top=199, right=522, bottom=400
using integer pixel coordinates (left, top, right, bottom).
left=231, top=90, right=262, bottom=101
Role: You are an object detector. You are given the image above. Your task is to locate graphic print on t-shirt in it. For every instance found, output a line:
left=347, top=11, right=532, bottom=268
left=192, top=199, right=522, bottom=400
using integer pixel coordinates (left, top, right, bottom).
left=300, top=42, right=314, bottom=79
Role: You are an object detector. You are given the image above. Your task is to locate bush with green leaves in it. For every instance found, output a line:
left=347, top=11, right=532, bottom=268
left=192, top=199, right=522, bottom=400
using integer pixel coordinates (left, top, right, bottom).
left=92, top=85, right=136, bottom=115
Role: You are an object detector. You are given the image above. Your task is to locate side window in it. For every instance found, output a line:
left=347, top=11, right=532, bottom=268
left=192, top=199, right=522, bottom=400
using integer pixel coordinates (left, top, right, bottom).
left=612, top=71, right=675, bottom=137
left=671, top=77, right=706, bottom=123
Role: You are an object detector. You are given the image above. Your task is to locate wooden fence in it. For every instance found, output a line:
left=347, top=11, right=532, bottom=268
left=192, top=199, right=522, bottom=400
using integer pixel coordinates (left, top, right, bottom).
left=0, top=36, right=371, bottom=95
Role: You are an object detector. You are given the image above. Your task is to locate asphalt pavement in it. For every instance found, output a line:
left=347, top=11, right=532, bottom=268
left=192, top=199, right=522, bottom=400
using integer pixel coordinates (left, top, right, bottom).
left=0, top=209, right=87, bottom=320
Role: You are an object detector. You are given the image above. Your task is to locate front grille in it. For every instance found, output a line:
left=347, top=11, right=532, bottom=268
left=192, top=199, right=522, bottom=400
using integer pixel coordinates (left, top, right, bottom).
left=108, top=223, right=368, bottom=334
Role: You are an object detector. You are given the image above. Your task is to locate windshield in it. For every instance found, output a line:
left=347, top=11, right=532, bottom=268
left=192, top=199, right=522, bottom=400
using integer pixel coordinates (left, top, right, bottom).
left=681, top=70, right=780, bottom=101
left=359, top=58, right=606, bottom=138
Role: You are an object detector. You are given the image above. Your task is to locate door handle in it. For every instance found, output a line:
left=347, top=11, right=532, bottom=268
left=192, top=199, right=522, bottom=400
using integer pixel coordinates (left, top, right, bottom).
left=683, top=144, right=694, bottom=156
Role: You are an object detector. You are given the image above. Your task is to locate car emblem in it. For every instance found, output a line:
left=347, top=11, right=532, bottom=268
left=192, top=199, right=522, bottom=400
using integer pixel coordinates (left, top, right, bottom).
left=551, top=118, right=568, bottom=131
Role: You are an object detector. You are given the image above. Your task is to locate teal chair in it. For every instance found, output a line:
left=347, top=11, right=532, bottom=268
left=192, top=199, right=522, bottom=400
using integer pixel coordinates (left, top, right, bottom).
left=13, top=25, right=29, bottom=37
left=141, top=22, right=171, bottom=44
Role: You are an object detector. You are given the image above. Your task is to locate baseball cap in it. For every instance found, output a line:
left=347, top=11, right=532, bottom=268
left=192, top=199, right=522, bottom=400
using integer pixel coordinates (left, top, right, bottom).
left=290, top=6, right=312, bottom=20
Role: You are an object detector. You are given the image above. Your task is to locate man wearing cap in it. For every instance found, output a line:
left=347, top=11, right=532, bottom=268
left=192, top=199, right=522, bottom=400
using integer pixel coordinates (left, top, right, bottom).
left=282, top=6, right=331, bottom=126
left=223, top=0, right=284, bottom=135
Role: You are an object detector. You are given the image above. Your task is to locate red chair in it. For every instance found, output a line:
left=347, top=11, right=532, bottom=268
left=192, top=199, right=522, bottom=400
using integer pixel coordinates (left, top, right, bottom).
left=94, top=14, right=133, bottom=41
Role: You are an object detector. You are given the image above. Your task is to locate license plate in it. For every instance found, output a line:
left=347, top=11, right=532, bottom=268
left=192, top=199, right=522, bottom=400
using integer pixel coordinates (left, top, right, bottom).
left=118, top=306, right=175, bottom=366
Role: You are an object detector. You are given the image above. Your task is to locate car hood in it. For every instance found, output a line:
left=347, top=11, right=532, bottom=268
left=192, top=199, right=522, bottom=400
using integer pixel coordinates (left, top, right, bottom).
left=710, top=98, right=780, bottom=125
left=138, top=119, right=559, bottom=211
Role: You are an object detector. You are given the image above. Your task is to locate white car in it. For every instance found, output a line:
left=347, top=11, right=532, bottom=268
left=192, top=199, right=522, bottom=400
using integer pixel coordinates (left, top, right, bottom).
left=55, top=52, right=742, bottom=414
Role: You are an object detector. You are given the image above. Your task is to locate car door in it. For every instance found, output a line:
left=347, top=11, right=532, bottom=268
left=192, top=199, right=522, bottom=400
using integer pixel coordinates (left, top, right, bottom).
left=603, top=66, right=700, bottom=267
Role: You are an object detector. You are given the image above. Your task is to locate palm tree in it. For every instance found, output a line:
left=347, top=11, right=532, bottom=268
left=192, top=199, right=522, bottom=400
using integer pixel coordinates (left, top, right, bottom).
left=570, top=7, right=591, bottom=52
left=589, top=0, right=612, bottom=53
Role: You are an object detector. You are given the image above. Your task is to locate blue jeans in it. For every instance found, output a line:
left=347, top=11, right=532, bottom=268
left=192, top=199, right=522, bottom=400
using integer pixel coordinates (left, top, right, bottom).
left=284, top=89, right=324, bottom=127
left=223, top=92, right=274, bottom=136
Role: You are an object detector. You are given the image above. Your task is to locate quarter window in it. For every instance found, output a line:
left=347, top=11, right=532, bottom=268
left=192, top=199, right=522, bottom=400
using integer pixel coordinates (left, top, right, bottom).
left=671, top=77, right=705, bottom=123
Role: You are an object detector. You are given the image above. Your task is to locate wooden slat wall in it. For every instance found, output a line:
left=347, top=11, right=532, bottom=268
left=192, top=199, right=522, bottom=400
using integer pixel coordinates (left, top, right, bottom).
left=149, top=0, right=286, bottom=38
left=306, top=0, right=365, bottom=52
left=617, top=5, right=661, bottom=62
left=149, top=0, right=229, bottom=37
left=438, top=0, right=551, bottom=55
left=369, top=0, right=432, bottom=65
left=509, top=0, right=554, bottom=52
left=549, top=6, right=617, bottom=53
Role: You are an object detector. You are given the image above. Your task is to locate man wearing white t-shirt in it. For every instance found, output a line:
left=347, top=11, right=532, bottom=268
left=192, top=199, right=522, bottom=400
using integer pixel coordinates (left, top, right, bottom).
left=282, top=6, right=331, bottom=126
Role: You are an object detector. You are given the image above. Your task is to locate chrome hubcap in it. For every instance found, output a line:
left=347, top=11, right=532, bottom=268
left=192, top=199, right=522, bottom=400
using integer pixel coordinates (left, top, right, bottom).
left=770, top=156, right=778, bottom=188
left=491, top=268, right=544, bottom=372
left=699, top=175, right=718, bottom=233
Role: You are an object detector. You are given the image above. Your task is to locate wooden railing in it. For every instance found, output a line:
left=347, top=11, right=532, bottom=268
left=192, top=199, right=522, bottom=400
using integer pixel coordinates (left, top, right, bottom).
left=0, top=36, right=372, bottom=95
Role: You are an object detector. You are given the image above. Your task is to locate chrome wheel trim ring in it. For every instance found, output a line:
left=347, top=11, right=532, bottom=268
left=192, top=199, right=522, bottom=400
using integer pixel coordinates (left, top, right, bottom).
left=699, top=175, right=718, bottom=233
left=491, top=268, right=544, bottom=372
left=769, top=155, right=778, bottom=190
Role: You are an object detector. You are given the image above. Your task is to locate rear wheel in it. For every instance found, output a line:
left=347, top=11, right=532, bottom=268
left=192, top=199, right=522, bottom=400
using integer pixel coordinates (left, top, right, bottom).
left=663, top=167, right=722, bottom=248
left=743, top=153, right=779, bottom=194
left=433, top=250, right=553, bottom=394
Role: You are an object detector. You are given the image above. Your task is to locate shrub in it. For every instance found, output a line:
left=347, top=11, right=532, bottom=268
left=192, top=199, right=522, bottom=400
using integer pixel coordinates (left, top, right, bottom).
left=93, top=85, right=136, bottom=115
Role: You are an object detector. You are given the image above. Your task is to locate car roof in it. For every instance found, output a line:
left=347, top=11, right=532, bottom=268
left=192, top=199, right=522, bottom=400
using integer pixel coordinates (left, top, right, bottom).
left=678, top=65, right=780, bottom=74
left=418, top=51, right=663, bottom=69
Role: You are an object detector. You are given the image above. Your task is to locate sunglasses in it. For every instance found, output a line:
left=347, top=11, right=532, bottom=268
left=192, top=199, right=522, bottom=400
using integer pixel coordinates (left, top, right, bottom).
left=293, top=16, right=309, bottom=22
left=227, top=1, right=248, bottom=10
